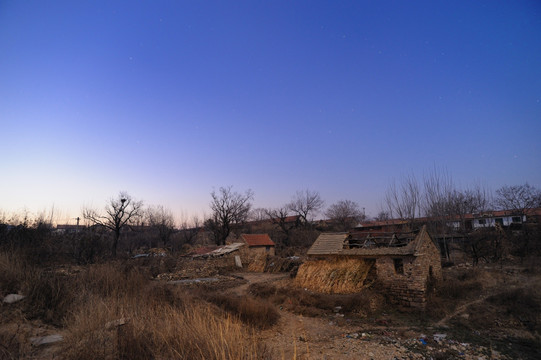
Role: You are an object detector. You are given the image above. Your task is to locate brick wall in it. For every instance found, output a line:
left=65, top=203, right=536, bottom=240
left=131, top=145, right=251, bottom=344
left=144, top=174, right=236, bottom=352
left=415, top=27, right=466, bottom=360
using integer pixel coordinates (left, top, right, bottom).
left=375, top=234, right=442, bottom=308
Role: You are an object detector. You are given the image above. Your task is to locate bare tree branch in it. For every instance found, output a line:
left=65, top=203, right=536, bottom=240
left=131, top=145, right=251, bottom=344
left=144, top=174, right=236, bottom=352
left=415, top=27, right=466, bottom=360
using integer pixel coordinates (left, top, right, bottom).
left=288, top=189, right=324, bottom=226
left=325, top=199, right=364, bottom=231
left=83, top=191, right=143, bottom=257
left=206, top=186, right=254, bottom=245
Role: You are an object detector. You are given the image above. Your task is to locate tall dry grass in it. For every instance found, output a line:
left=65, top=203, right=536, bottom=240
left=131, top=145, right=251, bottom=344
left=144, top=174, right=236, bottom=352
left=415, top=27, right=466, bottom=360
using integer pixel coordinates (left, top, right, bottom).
left=0, top=251, right=36, bottom=296
left=60, top=261, right=271, bottom=359
left=295, top=257, right=373, bottom=294
left=204, top=293, right=280, bottom=329
left=63, top=293, right=271, bottom=359
left=0, top=252, right=273, bottom=359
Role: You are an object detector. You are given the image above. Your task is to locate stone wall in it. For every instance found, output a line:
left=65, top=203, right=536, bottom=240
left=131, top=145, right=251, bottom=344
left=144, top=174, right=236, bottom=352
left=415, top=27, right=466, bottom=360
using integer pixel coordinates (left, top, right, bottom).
left=240, top=246, right=275, bottom=258
left=374, top=236, right=442, bottom=308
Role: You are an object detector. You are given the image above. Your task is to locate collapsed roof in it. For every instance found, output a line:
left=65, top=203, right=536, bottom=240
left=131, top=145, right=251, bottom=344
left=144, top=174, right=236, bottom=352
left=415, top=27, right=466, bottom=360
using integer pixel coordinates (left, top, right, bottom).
left=307, top=226, right=432, bottom=257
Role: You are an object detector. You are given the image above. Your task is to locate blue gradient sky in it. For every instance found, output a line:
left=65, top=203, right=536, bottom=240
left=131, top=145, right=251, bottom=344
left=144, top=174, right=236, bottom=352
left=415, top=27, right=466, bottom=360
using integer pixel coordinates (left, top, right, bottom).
left=1, top=1, right=540, bottom=223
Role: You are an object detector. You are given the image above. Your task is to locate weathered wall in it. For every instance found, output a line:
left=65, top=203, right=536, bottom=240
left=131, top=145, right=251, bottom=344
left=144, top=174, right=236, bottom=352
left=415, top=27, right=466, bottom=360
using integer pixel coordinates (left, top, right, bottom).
left=375, top=256, right=426, bottom=308
left=375, top=234, right=442, bottom=308
left=240, top=246, right=275, bottom=257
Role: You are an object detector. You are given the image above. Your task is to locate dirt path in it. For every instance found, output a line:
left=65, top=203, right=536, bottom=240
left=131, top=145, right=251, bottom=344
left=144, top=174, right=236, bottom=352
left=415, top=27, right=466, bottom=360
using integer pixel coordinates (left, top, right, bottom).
left=225, top=272, right=503, bottom=360
left=228, top=272, right=289, bottom=296
left=435, top=295, right=489, bottom=327
left=226, top=273, right=415, bottom=359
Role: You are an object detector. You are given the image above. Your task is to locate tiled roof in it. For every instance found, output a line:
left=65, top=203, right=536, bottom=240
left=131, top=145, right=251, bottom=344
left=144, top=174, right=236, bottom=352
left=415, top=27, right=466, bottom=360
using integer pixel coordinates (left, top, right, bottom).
left=307, top=233, right=349, bottom=255
left=241, top=234, right=275, bottom=247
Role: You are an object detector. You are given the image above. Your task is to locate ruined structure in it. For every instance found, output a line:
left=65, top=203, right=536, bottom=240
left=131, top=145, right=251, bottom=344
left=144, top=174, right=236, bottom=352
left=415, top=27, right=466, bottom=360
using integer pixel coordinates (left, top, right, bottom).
left=305, top=225, right=442, bottom=308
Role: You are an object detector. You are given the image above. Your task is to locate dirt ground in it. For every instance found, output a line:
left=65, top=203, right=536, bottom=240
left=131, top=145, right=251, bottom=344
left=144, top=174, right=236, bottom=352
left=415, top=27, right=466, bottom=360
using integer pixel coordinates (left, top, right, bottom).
left=226, top=271, right=511, bottom=360
left=2, top=260, right=540, bottom=359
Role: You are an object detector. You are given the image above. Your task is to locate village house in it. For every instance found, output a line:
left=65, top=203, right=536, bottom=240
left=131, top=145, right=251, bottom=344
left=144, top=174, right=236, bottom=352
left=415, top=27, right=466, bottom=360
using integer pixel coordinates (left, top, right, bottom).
left=236, top=233, right=276, bottom=256
left=306, top=225, right=442, bottom=308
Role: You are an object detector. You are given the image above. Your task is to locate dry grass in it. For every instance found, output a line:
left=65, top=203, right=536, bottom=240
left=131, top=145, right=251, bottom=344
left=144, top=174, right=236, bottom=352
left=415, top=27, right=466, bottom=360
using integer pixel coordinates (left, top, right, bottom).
left=0, top=251, right=35, bottom=297
left=63, top=293, right=271, bottom=359
left=204, top=293, right=280, bottom=329
left=60, top=263, right=273, bottom=359
left=249, top=282, right=385, bottom=317
left=295, top=257, right=373, bottom=294
left=0, top=324, right=32, bottom=359
left=77, top=262, right=149, bottom=298
left=264, top=256, right=301, bottom=274
left=0, top=251, right=272, bottom=359
left=248, top=253, right=267, bottom=272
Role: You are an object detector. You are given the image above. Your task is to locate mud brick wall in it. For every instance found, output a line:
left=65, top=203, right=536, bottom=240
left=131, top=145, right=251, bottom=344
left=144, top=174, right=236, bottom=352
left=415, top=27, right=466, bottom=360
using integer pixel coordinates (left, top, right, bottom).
left=375, top=239, right=442, bottom=308
left=240, top=246, right=275, bottom=257
left=375, top=256, right=427, bottom=308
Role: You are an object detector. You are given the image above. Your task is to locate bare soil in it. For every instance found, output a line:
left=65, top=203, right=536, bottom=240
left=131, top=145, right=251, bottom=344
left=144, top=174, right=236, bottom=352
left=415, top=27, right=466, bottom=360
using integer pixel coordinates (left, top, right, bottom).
left=2, top=259, right=540, bottom=359
left=223, top=270, right=512, bottom=360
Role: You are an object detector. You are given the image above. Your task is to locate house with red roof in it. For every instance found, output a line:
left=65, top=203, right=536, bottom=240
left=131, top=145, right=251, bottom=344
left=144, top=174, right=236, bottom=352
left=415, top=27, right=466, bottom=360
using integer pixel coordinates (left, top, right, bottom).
left=236, top=233, right=276, bottom=256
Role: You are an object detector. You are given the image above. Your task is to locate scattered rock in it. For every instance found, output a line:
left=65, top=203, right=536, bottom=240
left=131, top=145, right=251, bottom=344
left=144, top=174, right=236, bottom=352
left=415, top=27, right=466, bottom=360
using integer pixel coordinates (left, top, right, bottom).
left=3, top=294, right=25, bottom=304
left=30, top=334, right=63, bottom=346
left=433, top=333, right=447, bottom=343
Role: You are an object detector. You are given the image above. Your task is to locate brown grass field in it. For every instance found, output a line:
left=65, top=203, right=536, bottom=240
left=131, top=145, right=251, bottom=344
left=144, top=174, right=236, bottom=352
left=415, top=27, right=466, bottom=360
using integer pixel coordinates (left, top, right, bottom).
left=1, top=250, right=541, bottom=359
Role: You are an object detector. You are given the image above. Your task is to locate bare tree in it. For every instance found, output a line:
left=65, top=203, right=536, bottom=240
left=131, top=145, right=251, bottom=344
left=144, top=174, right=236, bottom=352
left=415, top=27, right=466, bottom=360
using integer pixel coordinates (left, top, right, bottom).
left=449, top=186, right=491, bottom=228
left=249, top=208, right=268, bottom=222
left=265, top=206, right=297, bottom=245
left=495, top=183, right=541, bottom=216
left=207, top=186, right=254, bottom=245
left=179, top=214, right=201, bottom=246
left=83, top=191, right=143, bottom=257
left=288, top=189, right=324, bottom=226
left=146, top=205, right=176, bottom=248
left=325, top=199, right=364, bottom=231
left=374, top=210, right=390, bottom=221
left=423, top=167, right=454, bottom=219
left=385, top=175, right=422, bottom=225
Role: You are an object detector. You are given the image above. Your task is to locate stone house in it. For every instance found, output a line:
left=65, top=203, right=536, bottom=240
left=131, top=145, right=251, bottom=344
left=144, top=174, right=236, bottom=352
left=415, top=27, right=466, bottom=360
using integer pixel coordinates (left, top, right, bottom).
left=307, top=225, right=442, bottom=308
left=237, top=233, right=276, bottom=256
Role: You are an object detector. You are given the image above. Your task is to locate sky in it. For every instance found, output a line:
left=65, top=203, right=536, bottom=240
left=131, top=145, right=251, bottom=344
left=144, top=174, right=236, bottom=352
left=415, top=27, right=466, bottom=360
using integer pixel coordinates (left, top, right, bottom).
left=1, top=0, right=540, bottom=224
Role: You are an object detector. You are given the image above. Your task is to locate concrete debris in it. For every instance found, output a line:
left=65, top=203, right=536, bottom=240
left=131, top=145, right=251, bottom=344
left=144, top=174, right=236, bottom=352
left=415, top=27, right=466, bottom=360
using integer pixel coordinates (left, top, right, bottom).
left=30, top=334, right=63, bottom=346
left=433, top=333, right=447, bottom=343
left=193, top=243, right=244, bottom=258
left=168, top=277, right=219, bottom=284
left=132, top=248, right=167, bottom=258
left=234, top=255, right=243, bottom=268
left=3, top=294, right=25, bottom=304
